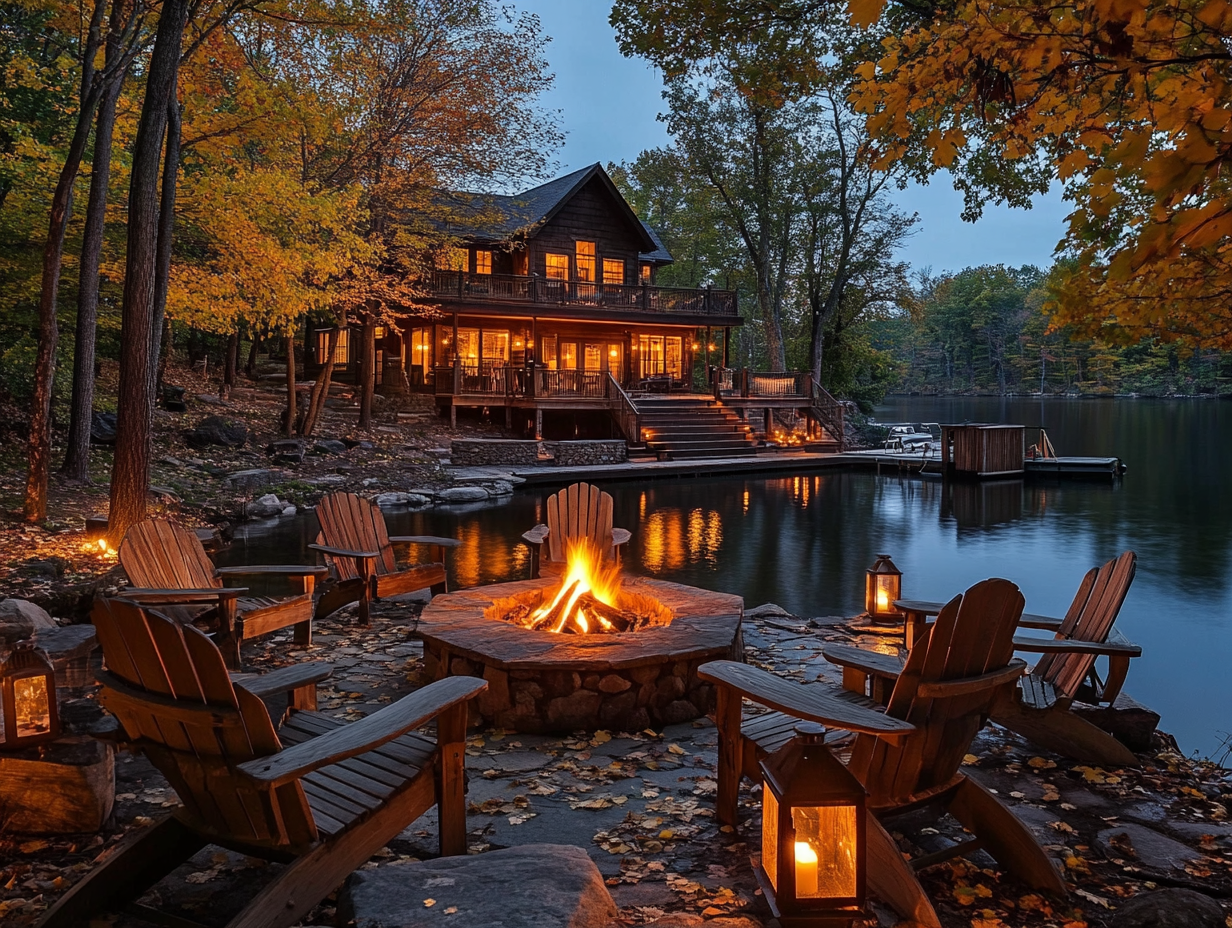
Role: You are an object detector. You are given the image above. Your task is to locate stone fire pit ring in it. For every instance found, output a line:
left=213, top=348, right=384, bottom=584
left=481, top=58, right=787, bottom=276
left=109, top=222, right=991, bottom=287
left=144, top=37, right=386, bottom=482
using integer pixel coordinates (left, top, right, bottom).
left=419, top=576, right=743, bottom=733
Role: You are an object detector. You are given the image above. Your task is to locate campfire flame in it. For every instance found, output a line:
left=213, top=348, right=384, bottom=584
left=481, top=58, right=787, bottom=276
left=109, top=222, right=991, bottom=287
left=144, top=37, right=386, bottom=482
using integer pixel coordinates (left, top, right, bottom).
left=507, top=539, right=650, bottom=635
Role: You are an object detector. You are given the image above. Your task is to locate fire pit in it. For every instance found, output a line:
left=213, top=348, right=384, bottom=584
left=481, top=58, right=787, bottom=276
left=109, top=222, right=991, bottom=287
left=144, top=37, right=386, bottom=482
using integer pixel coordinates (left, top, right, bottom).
left=419, top=546, right=743, bottom=733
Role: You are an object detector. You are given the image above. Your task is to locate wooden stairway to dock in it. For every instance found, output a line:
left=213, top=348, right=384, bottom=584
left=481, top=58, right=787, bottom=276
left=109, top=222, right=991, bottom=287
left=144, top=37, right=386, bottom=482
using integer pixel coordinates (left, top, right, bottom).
left=634, top=397, right=759, bottom=460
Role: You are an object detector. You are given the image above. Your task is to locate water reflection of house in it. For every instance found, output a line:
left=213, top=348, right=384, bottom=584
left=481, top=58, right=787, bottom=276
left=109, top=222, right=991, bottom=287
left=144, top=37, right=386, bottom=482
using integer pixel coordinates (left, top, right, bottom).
left=307, top=164, right=742, bottom=438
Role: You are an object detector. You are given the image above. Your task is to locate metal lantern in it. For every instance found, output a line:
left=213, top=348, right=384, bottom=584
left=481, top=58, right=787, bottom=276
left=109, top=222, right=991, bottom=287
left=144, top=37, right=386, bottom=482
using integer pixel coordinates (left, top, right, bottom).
left=865, top=554, right=902, bottom=620
left=758, top=723, right=867, bottom=927
left=0, top=640, right=60, bottom=751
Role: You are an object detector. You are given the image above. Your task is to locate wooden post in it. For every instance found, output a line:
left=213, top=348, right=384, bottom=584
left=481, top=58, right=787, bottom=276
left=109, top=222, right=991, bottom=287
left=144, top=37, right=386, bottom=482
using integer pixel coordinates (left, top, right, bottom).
left=436, top=702, right=468, bottom=856
left=714, top=684, right=741, bottom=826
left=764, top=407, right=773, bottom=438
left=535, top=408, right=543, bottom=440
left=723, top=327, right=730, bottom=367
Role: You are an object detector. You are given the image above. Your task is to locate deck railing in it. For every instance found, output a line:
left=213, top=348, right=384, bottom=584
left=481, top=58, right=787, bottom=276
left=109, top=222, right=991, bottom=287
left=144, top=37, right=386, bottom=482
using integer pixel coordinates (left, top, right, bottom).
left=535, top=369, right=607, bottom=398
left=607, top=373, right=641, bottom=442
left=430, top=270, right=738, bottom=317
left=808, top=378, right=846, bottom=451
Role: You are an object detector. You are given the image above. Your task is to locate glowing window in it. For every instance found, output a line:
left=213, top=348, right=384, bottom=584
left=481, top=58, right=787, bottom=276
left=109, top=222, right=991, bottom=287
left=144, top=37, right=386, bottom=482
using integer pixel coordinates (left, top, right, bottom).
left=317, top=329, right=350, bottom=365
left=576, top=242, right=595, bottom=282
left=640, top=263, right=652, bottom=284
left=603, top=258, right=625, bottom=285
left=545, top=254, right=569, bottom=280
left=475, top=250, right=492, bottom=274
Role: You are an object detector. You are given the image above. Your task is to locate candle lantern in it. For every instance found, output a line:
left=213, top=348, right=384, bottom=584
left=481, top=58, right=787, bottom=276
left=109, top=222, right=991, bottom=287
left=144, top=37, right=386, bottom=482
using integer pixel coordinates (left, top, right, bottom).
left=0, top=640, right=60, bottom=751
left=864, top=553, right=902, bottom=620
left=758, top=722, right=866, bottom=927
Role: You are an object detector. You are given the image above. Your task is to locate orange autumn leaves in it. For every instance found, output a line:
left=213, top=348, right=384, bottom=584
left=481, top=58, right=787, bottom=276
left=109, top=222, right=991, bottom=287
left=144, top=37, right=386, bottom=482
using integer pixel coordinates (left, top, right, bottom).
left=849, top=0, right=1232, bottom=347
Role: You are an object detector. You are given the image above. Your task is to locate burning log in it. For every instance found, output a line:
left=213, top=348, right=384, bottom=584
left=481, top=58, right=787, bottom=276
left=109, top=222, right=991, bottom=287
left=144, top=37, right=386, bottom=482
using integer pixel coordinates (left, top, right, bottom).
left=528, top=579, right=582, bottom=632
left=577, top=594, right=636, bottom=633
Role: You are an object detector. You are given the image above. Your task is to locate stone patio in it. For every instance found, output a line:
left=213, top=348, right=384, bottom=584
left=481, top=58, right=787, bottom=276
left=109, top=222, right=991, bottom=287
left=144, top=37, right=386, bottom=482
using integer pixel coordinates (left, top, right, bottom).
left=9, top=597, right=1232, bottom=928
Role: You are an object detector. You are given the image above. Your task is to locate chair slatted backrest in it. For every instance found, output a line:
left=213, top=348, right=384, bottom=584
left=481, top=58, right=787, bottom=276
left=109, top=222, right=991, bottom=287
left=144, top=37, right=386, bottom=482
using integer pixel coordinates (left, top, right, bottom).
left=119, top=519, right=220, bottom=590
left=92, top=598, right=316, bottom=849
left=545, top=483, right=615, bottom=564
left=316, top=492, right=397, bottom=582
left=1033, top=550, right=1136, bottom=699
left=848, top=579, right=1024, bottom=807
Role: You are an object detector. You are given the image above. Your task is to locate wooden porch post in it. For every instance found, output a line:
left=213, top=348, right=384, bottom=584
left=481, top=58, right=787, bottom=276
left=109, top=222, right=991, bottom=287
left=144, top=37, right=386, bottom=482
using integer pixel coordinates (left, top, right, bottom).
left=535, top=408, right=543, bottom=440
left=723, top=327, right=730, bottom=367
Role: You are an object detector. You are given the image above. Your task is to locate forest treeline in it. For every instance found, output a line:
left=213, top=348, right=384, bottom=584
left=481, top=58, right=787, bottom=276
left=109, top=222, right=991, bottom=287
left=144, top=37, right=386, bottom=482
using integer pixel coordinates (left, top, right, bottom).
left=872, top=265, right=1232, bottom=398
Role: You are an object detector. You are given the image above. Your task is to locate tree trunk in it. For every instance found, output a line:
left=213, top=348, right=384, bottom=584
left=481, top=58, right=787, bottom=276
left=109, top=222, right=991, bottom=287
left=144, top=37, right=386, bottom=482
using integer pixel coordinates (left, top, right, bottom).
left=148, top=99, right=181, bottom=408
left=301, top=315, right=342, bottom=438
left=283, top=327, right=298, bottom=435
left=62, top=57, right=124, bottom=484
left=222, top=330, right=238, bottom=397
left=246, top=330, right=260, bottom=378
left=24, top=0, right=108, bottom=520
left=358, top=316, right=375, bottom=429
left=107, top=0, right=191, bottom=545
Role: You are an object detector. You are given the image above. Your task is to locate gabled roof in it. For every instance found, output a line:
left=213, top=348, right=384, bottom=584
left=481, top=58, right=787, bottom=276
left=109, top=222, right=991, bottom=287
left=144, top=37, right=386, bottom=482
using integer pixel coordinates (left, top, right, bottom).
left=438, top=164, right=670, bottom=262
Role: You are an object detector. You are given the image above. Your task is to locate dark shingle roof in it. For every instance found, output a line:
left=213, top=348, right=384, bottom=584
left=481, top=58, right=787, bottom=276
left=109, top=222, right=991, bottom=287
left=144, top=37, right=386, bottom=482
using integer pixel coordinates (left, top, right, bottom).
left=437, top=164, right=669, bottom=262
left=639, top=221, right=673, bottom=264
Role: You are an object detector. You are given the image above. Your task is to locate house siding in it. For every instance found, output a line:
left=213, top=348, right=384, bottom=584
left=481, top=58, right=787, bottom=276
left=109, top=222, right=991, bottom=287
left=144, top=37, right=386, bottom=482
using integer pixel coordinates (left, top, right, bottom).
left=530, top=176, right=645, bottom=285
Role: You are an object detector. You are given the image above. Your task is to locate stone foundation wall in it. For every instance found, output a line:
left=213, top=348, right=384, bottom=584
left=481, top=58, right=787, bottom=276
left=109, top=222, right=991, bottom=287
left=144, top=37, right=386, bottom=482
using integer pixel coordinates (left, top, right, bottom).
left=422, top=646, right=729, bottom=734
left=450, top=439, right=540, bottom=466
left=544, top=440, right=627, bottom=467
left=450, top=438, right=628, bottom=467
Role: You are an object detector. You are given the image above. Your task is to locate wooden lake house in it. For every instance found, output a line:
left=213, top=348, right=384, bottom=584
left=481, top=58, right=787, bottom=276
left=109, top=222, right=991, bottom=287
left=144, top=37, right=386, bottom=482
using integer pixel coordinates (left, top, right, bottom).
left=306, top=164, right=845, bottom=454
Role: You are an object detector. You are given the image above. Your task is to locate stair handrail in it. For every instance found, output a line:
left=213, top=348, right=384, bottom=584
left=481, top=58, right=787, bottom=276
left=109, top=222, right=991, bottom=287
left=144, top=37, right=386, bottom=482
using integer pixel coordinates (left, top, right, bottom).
left=807, top=376, right=846, bottom=452
left=607, top=373, right=642, bottom=443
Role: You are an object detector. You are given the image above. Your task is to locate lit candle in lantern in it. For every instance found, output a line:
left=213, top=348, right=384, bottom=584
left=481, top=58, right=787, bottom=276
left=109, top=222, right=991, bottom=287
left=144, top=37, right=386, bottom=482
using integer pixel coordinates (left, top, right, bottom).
left=794, top=841, right=818, bottom=896
left=876, top=586, right=890, bottom=613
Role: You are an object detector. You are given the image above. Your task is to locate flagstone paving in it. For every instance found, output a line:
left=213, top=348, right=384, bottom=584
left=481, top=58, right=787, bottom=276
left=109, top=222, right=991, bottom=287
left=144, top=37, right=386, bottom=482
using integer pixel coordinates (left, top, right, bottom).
left=4, top=601, right=1231, bottom=927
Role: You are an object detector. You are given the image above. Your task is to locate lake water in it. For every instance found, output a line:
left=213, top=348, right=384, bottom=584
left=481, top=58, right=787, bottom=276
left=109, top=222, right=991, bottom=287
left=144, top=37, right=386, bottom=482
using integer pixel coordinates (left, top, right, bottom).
left=217, top=396, right=1232, bottom=758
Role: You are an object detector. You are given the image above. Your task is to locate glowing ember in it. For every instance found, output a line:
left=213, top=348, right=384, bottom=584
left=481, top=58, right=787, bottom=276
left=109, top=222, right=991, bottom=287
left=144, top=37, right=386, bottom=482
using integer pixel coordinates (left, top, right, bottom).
left=506, top=539, right=649, bottom=635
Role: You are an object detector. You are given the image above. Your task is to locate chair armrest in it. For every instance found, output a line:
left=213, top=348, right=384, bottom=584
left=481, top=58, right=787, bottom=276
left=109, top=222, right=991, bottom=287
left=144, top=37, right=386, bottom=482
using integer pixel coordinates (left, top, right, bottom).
left=238, top=676, right=487, bottom=786
left=1017, top=613, right=1064, bottom=631
left=916, top=659, right=1027, bottom=698
left=215, top=566, right=329, bottom=579
left=522, top=525, right=550, bottom=545
left=611, top=528, right=632, bottom=546
left=822, top=645, right=905, bottom=681
left=388, top=535, right=461, bottom=549
left=1012, top=634, right=1142, bottom=657
left=697, top=660, right=914, bottom=744
left=231, top=661, right=333, bottom=700
left=118, top=588, right=245, bottom=604
left=309, top=543, right=379, bottom=561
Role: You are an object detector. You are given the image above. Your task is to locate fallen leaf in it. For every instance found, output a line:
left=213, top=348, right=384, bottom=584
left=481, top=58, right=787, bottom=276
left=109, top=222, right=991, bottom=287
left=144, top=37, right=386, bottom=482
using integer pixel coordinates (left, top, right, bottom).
left=424, top=898, right=436, bottom=907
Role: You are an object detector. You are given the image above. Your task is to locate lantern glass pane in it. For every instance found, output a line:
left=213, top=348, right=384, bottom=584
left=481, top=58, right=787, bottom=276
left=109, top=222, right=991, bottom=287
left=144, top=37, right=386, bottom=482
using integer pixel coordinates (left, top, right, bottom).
left=14, top=676, right=50, bottom=738
left=875, top=575, right=898, bottom=614
left=792, top=805, right=858, bottom=899
left=762, top=784, right=779, bottom=891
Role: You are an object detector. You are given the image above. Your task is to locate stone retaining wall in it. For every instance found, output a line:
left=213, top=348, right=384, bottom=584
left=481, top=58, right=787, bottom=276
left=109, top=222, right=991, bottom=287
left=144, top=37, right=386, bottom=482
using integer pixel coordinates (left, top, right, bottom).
left=544, top=440, right=627, bottom=466
left=450, top=439, right=540, bottom=466
left=450, top=438, right=628, bottom=467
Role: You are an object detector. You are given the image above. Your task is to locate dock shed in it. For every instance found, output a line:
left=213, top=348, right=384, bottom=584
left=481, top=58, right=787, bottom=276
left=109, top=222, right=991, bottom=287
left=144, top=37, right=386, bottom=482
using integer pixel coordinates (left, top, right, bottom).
left=941, top=424, right=1025, bottom=477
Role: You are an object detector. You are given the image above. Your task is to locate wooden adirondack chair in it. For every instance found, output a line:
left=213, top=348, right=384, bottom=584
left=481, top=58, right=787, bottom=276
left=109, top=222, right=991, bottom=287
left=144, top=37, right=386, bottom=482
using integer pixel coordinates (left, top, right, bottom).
left=826, top=552, right=1141, bottom=767
left=118, top=518, right=327, bottom=669
left=39, top=598, right=486, bottom=928
left=521, top=482, right=631, bottom=578
left=311, top=492, right=460, bottom=625
left=701, top=579, right=1064, bottom=928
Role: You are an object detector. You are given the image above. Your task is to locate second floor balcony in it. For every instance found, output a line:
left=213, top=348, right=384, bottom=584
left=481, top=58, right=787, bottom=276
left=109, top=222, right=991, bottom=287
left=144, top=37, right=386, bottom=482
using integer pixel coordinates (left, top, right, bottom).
left=429, top=269, right=739, bottom=319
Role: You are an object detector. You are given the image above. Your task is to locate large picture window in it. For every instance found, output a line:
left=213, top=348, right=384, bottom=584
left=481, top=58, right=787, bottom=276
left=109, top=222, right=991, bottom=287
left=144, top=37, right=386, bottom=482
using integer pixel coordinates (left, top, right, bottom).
left=576, top=242, right=595, bottom=282
left=603, top=258, right=625, bottom=285
left=545, top=253, right=569, bottom=280
left=541, top=336, right=558, bottom=370
left=583, top=343, right=603, bottom=371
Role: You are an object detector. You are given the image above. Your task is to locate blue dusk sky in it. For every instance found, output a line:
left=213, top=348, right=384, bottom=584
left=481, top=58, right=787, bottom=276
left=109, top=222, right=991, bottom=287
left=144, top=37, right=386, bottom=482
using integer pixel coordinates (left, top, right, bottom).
left=510, top=0, right=1070, bottom=277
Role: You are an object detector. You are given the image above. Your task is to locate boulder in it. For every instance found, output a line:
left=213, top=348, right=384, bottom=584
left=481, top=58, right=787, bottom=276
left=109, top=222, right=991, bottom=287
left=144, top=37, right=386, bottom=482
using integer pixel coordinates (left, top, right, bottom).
left=407, top=494, right=432, bottom=508
left=184, top=416, right=248, bottom=449
left=344, top=844, right=616, bottom=928
left=1110, top=889, right=1224, bottom=928
left=437, top=486, right=489, bottom=503
left=245, top=494, right=287, bottom=518
left=0, top=599, right=56, bottom=644
left=314, top=439, right=348, bottom=455
left=90, top=412, right=117, bottom=444
left=487, top=480, right=515, bottom=496
left=227, top=468, right=275, bottom=490
left=375, top=492, right=410, bottom=507
left=266, top=439, right=306, bottom=464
